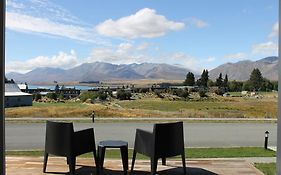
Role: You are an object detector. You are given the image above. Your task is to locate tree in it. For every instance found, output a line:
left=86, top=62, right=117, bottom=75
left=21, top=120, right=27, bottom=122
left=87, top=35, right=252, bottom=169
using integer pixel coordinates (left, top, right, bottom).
left=207, top=79, right=215, bottom=87
left=249, top=68, right=263, bottom=91
left=98, top=90, right=108, bottom=101
left=261, top=78, right=273, bottom=92
left=197, top=69, right=209, bottom=87
left=183, top=72, right=195, bottom=86
left=228, top=80, right=243, bottom=92
left=117, top=89, right=131, bottom=100
left=215, top=73, right=223, bottom=87
left=223, top=74, right=229, bottom=88
left=242, top=81, right=251, bottom=91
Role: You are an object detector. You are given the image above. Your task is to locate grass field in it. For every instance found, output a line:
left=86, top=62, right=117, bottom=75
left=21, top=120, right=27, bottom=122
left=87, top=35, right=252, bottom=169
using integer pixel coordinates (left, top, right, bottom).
left=6, top=147, right=275, bottom=158
left=255, top=163, right=276, bottom=175
left=5, top=92, right=277, bottom=118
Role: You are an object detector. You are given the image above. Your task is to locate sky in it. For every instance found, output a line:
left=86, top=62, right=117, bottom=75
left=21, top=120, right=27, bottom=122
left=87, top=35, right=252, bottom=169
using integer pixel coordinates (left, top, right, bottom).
left=5, top=0, right=278, bottom=74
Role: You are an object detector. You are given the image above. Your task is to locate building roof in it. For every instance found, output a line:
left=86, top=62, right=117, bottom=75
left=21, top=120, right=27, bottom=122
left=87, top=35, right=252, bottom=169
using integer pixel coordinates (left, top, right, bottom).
left=17, top=84, right=28, bottom=90
left=5, top=83, right=32, bottom=97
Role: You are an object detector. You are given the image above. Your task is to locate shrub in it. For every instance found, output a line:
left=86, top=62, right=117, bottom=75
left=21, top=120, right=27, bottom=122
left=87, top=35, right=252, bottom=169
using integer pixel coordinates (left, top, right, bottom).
left=79, top=91, right=98, bottom=102
left=172, top=89, right=189, bottom=98
left=198, top=89, right=207, bottom=97
left=117, top=90, right=132, bottom=100
left=34, top=93, right=42, bottom=101
left=98, top=91, right=108, bottom=101
left=58, top=93, right=64, bottom=100
left=46, top=93, right=57, bottom=100
left=155, top=91, right=164, bottom=99
left=214, top=88, right=225, bottom=96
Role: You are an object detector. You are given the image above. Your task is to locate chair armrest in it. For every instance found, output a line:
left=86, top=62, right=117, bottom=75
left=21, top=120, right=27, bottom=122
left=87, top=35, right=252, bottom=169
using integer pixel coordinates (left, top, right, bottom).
left=134, top=129, right=154, bottom=156
left=73, top=128, right=96, bottom=156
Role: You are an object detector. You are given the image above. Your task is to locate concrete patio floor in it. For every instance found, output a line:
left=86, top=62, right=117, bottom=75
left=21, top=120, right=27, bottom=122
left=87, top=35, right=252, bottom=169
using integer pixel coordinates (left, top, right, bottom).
left=6, top=156, right=264, bottom=175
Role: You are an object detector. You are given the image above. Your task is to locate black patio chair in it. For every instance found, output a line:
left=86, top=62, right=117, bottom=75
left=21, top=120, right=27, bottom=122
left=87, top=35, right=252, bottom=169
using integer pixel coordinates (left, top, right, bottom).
left=131, top=121, right=186, bottom=175
left=43, top=120, right=98, bottom=175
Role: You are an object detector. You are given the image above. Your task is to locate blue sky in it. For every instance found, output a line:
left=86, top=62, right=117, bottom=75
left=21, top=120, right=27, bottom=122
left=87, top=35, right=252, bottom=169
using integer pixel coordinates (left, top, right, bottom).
left=5, top=0, right=278, bottom=73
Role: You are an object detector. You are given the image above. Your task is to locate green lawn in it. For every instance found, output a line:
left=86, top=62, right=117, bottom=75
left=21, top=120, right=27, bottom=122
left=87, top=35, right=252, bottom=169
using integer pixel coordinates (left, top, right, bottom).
left=6, top=147, right=275, bottom=159
left=255, top=163, right=276, bottom=175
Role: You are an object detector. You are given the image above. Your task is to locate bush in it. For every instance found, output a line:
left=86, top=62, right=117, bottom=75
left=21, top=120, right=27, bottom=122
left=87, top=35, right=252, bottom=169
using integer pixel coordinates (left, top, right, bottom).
left=46, top=93, right=57, bottom=100
left=117, top=90, right=132, bottom=100
left=214, top=88, right=225, bottom=96
left=172, top=89, right=189, bottom=98
left=98, top=91, right=108, bottom=101
left=198, top=89, right=207, bottom=97
left=139, top=88, right=150, bottom=93
left=155, top=91, right=164, bottom=99
left=79, top=91, right=98, bottom=102
left=58, top=93, right=64, bottom=100
left=34, top=93, right=42, bottom=101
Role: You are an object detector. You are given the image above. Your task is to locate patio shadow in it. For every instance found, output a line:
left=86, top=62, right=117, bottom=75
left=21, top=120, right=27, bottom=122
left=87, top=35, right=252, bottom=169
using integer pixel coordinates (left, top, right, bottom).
left=44, top=166, right=218, bottom=175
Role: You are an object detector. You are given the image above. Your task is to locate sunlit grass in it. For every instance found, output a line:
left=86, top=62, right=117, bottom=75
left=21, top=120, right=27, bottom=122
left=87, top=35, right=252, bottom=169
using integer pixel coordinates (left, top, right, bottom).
left=6, top=147, right=275, bottom=158
left=255, top=163, right=276, bottom=175
left=5, top=94, right=277, bottom=119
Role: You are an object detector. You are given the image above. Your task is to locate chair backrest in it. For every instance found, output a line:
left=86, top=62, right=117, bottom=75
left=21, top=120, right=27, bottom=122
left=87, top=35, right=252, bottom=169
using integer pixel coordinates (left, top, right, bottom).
left=153, top=121, right=184, bottom=157
left=45, top=121, right=74, bottom=156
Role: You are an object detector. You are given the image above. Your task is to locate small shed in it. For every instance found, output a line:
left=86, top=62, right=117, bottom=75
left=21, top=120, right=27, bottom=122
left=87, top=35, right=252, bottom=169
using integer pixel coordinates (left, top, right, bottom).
left=5, top=83, right=33, bottom=108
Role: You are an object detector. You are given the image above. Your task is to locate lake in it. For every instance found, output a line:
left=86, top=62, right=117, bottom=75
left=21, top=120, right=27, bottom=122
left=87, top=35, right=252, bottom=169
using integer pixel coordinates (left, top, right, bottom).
left=28, top=85, right=97, bottom=91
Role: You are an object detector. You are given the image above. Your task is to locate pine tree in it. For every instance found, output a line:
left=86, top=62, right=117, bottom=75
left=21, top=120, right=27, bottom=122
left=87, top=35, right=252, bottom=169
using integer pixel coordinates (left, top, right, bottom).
left=223, top=74, right=229, bottom=88
left=249, top=68, right=263, bottom=91
left=197, top=69, right=209, bottom=87
left=184, top=72, right=195, bottom=86
left=216, top=73, right=223, bottom=87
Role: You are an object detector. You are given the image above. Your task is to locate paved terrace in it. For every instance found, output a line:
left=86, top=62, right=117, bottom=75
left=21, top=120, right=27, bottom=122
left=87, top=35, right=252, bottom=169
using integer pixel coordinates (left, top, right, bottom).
left=7, top=157, right=264, bottom=175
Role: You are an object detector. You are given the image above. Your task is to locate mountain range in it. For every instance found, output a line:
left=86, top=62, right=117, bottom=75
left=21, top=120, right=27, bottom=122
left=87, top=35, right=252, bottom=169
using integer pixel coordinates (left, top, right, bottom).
left=209, top=56, right=278, bottom=81
left=6, top=56, right=278, bottom=83
left=6, top=62, right=192, bottom=83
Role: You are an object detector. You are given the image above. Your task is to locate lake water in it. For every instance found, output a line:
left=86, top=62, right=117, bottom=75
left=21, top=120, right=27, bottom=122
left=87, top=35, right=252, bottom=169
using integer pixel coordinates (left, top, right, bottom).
left=28, top=85, right=97, bottom=90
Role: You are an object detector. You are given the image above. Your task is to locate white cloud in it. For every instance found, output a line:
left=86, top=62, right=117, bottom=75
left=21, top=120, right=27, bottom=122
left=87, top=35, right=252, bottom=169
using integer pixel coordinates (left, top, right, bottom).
left=137, top=42, right=150, bottom=50
left=88, top=43, right=150, bottom=64
left=188, top=17, right=209, bottom=28
left=168, top=52, right=201, bottom=72
left=251, top=41, right=278, bottom=55
left=269, top=22, right=278, bottom=38
left=207, top=57, right=216, bottom=62
left=6, top=12, right=109, bottom=45
left=117, top=43, right=133, bottom=53
left=95, top=8, right=185, bottom=39
left=223, top=52, right=247, bottom=60
left=6, top=0, right=110, bottom=46
left=6, top=50, right=79, bottom=73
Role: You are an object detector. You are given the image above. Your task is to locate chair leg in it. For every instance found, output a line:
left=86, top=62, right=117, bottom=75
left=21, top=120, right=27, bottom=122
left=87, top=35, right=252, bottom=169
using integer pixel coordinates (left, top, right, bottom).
left=67, top=156, right=76, bottom=175
left=120, top=146, right=128, bottom=175
left=43, top=152, right=48, bottom=173
left=130, top=150, right=137, bottom=174
left=181, top=153, right=186, bottom=175
left=98, top=146, right=106, bottom=174
left=162, top=157, right=166, bottom=165
left=150, top=157, right=158, bottom=175
left=93, top=150, right=99, bottom=175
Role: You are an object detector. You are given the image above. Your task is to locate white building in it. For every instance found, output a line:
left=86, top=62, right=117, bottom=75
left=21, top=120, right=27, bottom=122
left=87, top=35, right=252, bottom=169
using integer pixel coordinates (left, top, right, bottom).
left=5, top=83, right=32, bottom=108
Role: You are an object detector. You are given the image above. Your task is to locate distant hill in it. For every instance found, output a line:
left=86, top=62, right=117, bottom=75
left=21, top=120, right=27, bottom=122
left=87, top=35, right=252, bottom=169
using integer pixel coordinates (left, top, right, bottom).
left=209, top=56, right=278, bottom=81
left=6, top=62, right=191, bottom=83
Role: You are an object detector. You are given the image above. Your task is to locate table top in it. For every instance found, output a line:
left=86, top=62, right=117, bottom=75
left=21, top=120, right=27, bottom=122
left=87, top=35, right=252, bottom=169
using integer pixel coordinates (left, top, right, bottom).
left=98, top=140, right=128, bottom=148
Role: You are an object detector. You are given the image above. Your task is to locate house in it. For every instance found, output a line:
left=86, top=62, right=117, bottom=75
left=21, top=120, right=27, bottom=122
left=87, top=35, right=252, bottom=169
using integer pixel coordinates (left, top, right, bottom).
left=55, top=85, right=80, bottom=99
left=5, top=82, right=33, bottom=108
left=17, top=83, right=28, bottom=92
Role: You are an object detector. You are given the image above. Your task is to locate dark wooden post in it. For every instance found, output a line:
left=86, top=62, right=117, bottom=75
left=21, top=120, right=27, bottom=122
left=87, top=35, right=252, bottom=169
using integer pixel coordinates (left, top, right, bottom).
left=0, top=0, right=5, bottom=174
